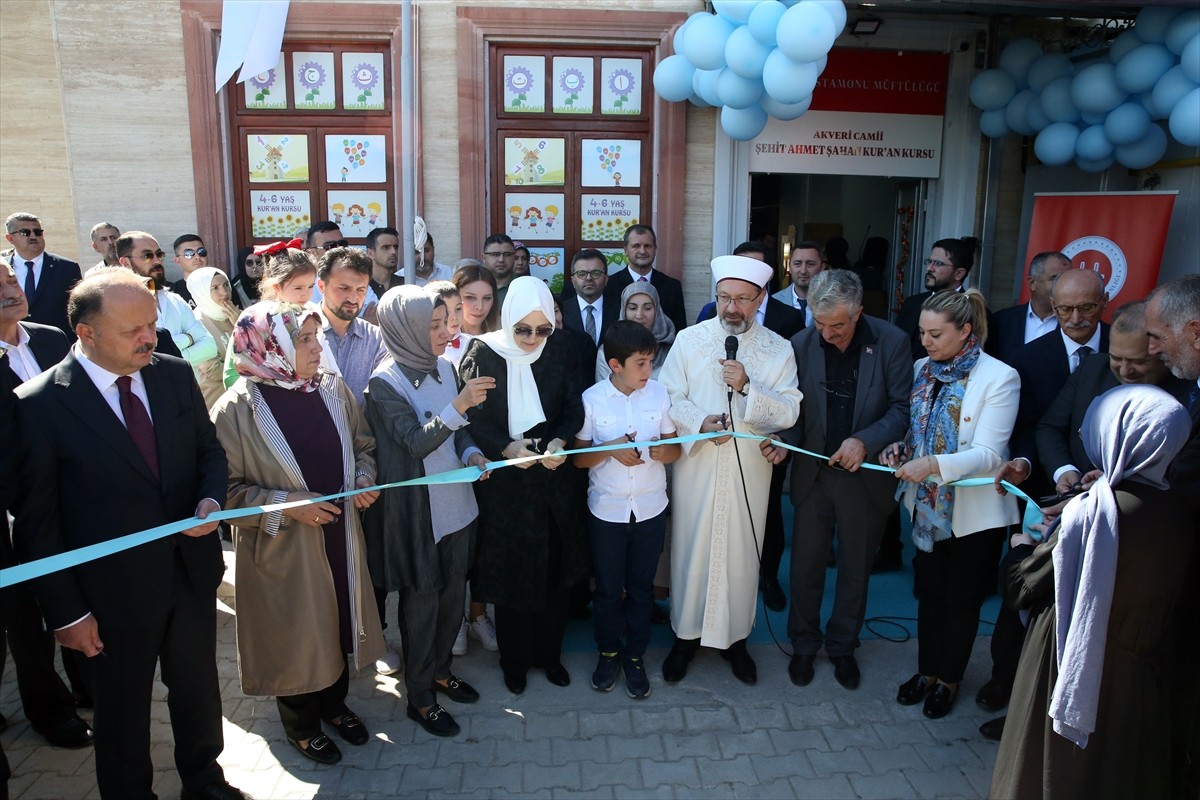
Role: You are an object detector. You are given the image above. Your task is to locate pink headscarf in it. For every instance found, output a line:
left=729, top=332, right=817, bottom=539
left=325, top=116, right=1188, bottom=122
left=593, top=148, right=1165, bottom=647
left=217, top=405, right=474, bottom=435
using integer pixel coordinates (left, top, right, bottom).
left=230, top=301, right=324, bottom=392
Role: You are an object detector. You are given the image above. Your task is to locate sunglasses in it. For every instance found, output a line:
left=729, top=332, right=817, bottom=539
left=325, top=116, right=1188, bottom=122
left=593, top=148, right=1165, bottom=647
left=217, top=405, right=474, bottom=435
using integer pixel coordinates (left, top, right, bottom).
left=180, top=247, right=207, bottom=259
left=513, top=325, right=554, bottom=339
left=11, top=228, right=44, bottom=238
left=244, top=257, right=262, bottom=266
left=315, top=239, right=350, bottom=251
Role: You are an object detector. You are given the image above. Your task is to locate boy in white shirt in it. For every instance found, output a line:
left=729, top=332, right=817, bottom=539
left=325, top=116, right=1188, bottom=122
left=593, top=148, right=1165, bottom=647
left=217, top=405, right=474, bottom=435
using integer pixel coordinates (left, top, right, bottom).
left=574, top=321, right=681, bottom=699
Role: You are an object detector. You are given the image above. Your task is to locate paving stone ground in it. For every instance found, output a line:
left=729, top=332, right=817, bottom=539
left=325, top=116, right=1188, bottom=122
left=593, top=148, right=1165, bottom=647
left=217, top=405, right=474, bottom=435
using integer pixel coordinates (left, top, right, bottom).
left=2, top=547, right=1002, bottom=799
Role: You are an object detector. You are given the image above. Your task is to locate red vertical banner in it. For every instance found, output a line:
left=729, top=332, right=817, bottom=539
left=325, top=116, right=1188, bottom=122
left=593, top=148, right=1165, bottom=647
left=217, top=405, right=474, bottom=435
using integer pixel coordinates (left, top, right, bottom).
left=1022, top=192, right=1176, bottom=319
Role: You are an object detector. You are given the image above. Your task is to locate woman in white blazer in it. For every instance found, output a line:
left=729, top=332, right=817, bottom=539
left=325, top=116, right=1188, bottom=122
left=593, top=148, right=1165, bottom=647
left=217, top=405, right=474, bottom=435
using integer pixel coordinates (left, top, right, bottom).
left=881, top=288, right=1019, bottom=720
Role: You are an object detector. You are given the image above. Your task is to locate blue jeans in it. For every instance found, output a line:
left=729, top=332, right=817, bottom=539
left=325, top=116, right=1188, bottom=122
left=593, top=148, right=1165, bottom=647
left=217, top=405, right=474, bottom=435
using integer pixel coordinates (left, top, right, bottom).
left=588, top=510, right=666, bottom=658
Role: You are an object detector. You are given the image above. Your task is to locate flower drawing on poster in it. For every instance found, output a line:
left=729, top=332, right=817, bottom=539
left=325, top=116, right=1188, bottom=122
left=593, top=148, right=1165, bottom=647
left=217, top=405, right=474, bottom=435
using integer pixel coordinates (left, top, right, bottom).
left=503, top=138, right=565, bottom=186
left=553, top=57, right=592, bottom=114
left=582, top=139, right=641, bottom=188
left=294, top=52, right=335, bottom=110
left=505, top=192, right=564, bottom=241
left=526, top=247, right=564, bottom=282
left=342, top=52, right=385, bottom=111
left=324, top=135, right=387, bottom=183
left=582, top=194, right=640, bottom=241
left=601, top=58, right=641, bottom=115
left=248, top=134, right=309, bottom=183
left=251, top=190, right=311, bottom=238
left=327, top=191, right=388, bottom=238
left=245, top=53, right=287, bottom=110
left=504, top=56, right=546, bottom=113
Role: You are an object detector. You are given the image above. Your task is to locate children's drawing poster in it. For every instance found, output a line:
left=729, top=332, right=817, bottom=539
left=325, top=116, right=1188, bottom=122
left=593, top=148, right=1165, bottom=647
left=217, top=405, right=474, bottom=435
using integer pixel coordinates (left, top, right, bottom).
left=324, top=135, right=387, bottom=183
left=504, top=192, right=564, bottom=241
left=248, top=134, right=309, bottom=183
left=251, top=190, right=312, bottom=238
left=597, top=248, right=628, bottom=272
left=294, top=52, right=336, bottom=110
left=503, top=138, right=565, bottom=186
left=244, top=54, right=287, bottom=110
left=503, top=55, right=546, bottom=113
left=327, top=191, right=388, bottom=238
left=600, top=58, right=642, bottom=115
left=342, top=52, right=385, bottom=111
left=552, top=57, right=592, bottom=114
left=581, top=139, right=640, bottom=188
left=582, top=194, right=640, bottom=241
left=527, top=247, right=564, bottom=282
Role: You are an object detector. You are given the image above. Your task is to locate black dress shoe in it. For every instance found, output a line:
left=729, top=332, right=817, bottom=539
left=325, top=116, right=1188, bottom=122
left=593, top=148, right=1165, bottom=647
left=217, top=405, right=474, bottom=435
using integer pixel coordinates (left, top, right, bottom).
left=435, top=674, right=480, bottom=704
left=542, top=663, right=571, bottom=687
left=650, top=603, right=670, bottom=625
left=979, top=716, right=1006, bottom=741
left=407, top=703, right=460, bottom=738
left=288, top=732, right=342, bottom=765
left=830, top=654, right=860, bottom=690
left=872, top=549, right=903, bottom=574
left=760, top=575, right=787, bottom=612
left=324, top=712, right=369, bottom=745
left=662, top=638, right=700, bottom=683
left=788, top=654, right=816, bottom=686
left=721, top=640, right=757, bottom=685
left=896, top=674, right=935, bottom=706
left=503, top=669, right=527, bottom=694
left=975, top=678, right=1011, bottom=712
left=38, top=716, right=94, bottom=749
left=180, top=780, right=252, bottom=800
left=923, top=683, right=957, bottom=719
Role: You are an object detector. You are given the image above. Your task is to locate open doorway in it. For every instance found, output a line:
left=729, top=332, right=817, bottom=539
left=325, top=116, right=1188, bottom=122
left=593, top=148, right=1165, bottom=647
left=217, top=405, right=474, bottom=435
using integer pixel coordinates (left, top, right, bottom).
left=750, top=173, right=927, bottom=323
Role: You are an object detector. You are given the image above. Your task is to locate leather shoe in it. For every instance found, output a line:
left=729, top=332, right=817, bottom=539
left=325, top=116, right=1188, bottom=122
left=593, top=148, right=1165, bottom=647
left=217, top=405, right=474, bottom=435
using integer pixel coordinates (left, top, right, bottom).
left=435, top=675, right=480, bottom=704
left=975, top=678, right=1011, bottom=712
left=503, top=669, right=527, bottom=695
left=38, top=716, right=94, bottom=749
left=324, top=712, right=369, bottom=745
left=830, top=654, right=860, bottom=690
left=662, top=638, right=699, bottom=683
left=871, top=549, right=902, bottom=574
left=407, top=703, right=460, bottom=738
left=288, top=732, right=342, bottom=765
left=541, top=663, right=571, bottom=687
left=180, top=781, right=251, bottom=800
left=979, top=715, right=1006, bottom=741
left=788, top=653, right=815, bottom=687
left=923, top=683, right=957, bottom=719
left=721, top=640, right=757, bottom=685
left=896, top=674, right=935, bottom=706
left=760, top=575, right=786, bottom=612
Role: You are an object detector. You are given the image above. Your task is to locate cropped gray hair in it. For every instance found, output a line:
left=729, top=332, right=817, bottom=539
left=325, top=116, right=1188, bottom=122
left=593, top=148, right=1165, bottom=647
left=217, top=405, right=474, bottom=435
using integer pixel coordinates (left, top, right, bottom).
left=808, top=269, right=863, bottom=316
left=1150, top=275, right=1200, bottom=333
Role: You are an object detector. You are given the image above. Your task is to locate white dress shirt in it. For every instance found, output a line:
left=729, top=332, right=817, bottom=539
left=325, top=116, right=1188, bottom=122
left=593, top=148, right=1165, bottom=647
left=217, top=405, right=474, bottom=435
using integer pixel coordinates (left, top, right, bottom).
left=626, top=267, right=654, bottom=284
left=73, top=343, right=153, bottom=425
left=12, top=253, right=44, bottom=292
left=4, top=325, right=42, bottom=383
left=1061, top=326, right=1101, bottom=375
left=1023, top=303, right=1058, bottom=344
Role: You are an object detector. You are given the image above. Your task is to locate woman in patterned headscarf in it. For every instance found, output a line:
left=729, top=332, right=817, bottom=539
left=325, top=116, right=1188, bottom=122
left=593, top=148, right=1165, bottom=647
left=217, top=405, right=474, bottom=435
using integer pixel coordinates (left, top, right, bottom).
left=210, top=301, right=384, bottom=766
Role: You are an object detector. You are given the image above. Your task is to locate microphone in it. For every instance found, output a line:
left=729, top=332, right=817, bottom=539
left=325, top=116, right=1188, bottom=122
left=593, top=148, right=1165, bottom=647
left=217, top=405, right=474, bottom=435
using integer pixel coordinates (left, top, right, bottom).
left=725, top=335, right=738, bottom=401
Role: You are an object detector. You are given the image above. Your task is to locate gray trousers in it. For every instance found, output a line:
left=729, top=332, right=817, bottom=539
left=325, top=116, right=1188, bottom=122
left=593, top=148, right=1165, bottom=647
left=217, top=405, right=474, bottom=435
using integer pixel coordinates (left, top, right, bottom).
left=397, top=524, right=471, bottom=709
left=788, top=466, right=893, bottom=657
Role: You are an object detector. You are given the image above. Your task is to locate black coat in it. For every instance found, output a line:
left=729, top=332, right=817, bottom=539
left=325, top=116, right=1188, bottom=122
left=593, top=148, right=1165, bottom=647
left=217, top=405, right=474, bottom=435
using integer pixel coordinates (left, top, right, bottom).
left=896, top=288, right=995, bottom=363
left=7, top=252, right=82, bottom=339
left=559, top=294, right=618, bottom=357
left=604, top=269, right=688, bottom=333
left=987, top=302, right=1030, bottom=367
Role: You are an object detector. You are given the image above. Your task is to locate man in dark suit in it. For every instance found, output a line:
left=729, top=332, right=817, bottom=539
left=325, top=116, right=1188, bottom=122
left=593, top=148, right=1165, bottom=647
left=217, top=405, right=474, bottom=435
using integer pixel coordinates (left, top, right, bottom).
left=765, top=269, right=910, bottom=690
left=602, top=225, right=687, bottom=333
left=12, top=269, right=246, bottom=800
left=894, top=237, right=977, bottom=362
left=560, top=249, right=618, bottom=357
left=3, top=212, right=82, bottom=338
left=987, top=251, right=1072, bottom=367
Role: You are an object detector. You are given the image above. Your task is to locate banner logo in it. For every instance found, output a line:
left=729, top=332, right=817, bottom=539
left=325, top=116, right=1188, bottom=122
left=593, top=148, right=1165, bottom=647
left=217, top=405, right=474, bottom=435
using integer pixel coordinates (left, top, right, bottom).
left=1060, top=236, right=1128, bottom=299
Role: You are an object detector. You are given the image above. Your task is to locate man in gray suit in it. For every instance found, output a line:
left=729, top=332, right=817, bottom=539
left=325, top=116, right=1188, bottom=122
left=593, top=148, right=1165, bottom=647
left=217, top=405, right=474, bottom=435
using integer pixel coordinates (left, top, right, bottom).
left=764, top=269, right=911, bottom=689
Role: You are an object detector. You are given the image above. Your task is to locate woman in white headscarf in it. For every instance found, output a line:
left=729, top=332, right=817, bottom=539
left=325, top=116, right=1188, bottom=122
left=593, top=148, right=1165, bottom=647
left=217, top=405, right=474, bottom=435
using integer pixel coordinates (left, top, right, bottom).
left=457, top=276, right=586, bottom=694
left=186, top=267, right=241, bottom=408
left=989, top=384, right=1193, bottom=799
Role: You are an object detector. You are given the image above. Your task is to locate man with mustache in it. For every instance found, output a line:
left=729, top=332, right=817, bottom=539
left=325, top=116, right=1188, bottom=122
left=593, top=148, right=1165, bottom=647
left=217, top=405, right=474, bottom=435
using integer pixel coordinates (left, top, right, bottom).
left=2, top=212, right=81, bottom=338
left=314, top=246, right=385, bottom=406
left=117, top=231, right=216, bottom=367
left=87, top=222, right=121, bottom=275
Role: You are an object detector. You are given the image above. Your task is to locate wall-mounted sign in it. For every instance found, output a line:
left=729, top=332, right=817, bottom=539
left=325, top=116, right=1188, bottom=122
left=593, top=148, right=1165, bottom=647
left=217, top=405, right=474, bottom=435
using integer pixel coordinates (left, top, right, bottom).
left=342, top=52, right=385, bottom=111
left=327, top=190, right=388, bottom=238
left=504, top=138, right=565, bottom=185
left=251, top=190, right=311, bottom=238
left=294, top=51, right=336, bottom=110
left=600, top=58, right=641, bottom=115
left=324, top=135, right=387, bottom=183
left=581, top=194, right=640, bottom=241
left=248, top=134, right=308, bottom=183
left=245, top=54, right=287, bottom=110
left=553, top=57, right=592, bottom=114
left=504, top=55, right=546, bottom=113
left=505, top=192, right=563, bottom=240
left=582, top=139, right=640, bottom=187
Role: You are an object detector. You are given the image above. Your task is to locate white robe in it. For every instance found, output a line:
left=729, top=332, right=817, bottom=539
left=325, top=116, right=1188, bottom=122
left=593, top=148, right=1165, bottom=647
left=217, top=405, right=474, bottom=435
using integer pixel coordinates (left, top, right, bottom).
left=659, top=318, right=801, bottom=648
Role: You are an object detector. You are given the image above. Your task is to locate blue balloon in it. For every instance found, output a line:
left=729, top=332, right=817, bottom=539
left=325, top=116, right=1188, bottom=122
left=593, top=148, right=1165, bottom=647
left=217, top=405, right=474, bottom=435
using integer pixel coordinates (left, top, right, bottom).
left=762, top=48, right=820, bottom=103
left=721, top=103, right=769, bottom=141
left=1115, top=43, right=1176, bottom=94
left=1133, top=7, right=1179, bottom=44
left=748, top=1, right=786, bottom=46
left=717, top=68, right=764, bottom=108
left=1169, top=86, right=1200, bottom=146
left=1040, top=75, right=1080, bottom=123
left=1027, top=53, right=1074, bottom=93
left=684, top=14, right=735, bottom=71
left=1108, top=29, right=1143, bottom=63
left=673, top=14, right=698, bottom=54
left=1071, top=62, right=1127, bottom=115
left=653, top=54, right=697, bottom=103
left=969, top=69, right=1016, bottom=111
left=1166, top=10, right=1200, bottom=56
left=999, top=38, right=1043, bottom=86
left=761, top=93, right=812, bottom=120
left=1076, top=124, right=1114, bottom=160
left=688, top=92, right=713, bottom=108
left=693, top=68, right=724, bottom=107
left=1075, top=154, right=1115, bottom=173
left=726, top=25, right=772, bottom=79
left=810, top=0, right=848, bottom=37
left=1151, top=65, right=1199, bottom=119
left=713, top=0, right=757, bottom=25
left=777, top=2, right=837, bottom=64
left=1026, top=98, right=1051, bottom=132
left=814, top=52, right=828, bottom=76
left=1104, top=101, right=1152, bottom=145
left=1080, top=110, right=1108, bottom=125
left=1115, top=123, right=1168, bottom=168
left=1183, top=33, right=1200, bottom=84
left=1006, top=90, right=1038, bottom=135
left=1035, top=122, right=1080, bottom=166
left=980, top=108, right=1009, bottom=138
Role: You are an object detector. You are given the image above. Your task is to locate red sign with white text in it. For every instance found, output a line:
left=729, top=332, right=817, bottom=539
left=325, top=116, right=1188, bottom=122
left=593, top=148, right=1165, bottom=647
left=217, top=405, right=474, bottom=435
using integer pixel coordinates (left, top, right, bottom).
left=811, top=49, right=950, bottom=115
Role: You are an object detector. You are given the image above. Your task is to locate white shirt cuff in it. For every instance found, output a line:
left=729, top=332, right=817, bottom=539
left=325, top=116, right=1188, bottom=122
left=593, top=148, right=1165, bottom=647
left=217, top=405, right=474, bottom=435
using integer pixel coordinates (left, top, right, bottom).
left=1053, top=464, right=1080, bottom=482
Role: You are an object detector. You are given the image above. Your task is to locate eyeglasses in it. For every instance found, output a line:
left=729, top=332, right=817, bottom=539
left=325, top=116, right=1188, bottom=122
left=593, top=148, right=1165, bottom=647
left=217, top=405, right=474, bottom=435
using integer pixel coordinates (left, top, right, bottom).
left=923, top=258, right=953, bottom=268
left=11, top=228, right=44, bottom=238
left=180, top=247, right=207, bottom=260
left=715, top=290, right=763, bottom=307
left=314, top=240, right=349, bottom=251
left=820, top=379, right=855, bottom=401
left=484, top=250, right=515, bottom=259
left=572, top=269, right=605, bottom=279
left=1053, top=302, right=1101, bottom=318
left=513, top=325, right=554, bottom=339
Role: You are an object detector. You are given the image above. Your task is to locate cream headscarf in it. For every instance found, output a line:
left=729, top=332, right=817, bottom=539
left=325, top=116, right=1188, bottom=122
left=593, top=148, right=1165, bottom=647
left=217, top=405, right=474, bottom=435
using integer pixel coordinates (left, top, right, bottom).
left=186, top=267, right=240, bottom=328
left=476, top=275, right=556, bottom=439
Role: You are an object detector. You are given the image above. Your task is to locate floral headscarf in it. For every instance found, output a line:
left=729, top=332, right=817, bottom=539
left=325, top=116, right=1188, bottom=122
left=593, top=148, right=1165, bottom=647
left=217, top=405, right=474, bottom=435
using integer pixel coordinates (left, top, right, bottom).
left=231, top=301, right=324, bottom=392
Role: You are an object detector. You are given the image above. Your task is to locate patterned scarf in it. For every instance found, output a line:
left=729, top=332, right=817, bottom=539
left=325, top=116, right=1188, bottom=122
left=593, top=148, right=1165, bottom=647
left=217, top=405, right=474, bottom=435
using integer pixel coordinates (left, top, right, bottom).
left=905, top=334, right=981, bottom=552
left=231, top=301, right=324, bottom=393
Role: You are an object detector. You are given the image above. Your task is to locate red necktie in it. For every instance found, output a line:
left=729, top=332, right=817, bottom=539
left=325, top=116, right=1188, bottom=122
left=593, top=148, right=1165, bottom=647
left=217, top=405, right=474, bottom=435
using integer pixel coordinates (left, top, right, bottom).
left=116, top=375, right=159, bottom=480
left=448, top=336, right=461, bottom=349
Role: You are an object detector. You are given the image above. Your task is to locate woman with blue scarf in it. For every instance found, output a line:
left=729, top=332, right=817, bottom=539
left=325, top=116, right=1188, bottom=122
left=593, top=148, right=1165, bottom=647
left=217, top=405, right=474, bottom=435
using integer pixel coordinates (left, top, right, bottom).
left=881, top=289, right=1019, bottom=719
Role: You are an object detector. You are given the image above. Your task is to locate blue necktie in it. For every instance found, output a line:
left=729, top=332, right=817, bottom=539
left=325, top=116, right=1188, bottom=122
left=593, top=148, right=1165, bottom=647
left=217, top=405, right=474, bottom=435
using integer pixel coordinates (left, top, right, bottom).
left=23, top=260, right=35, bottom=299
